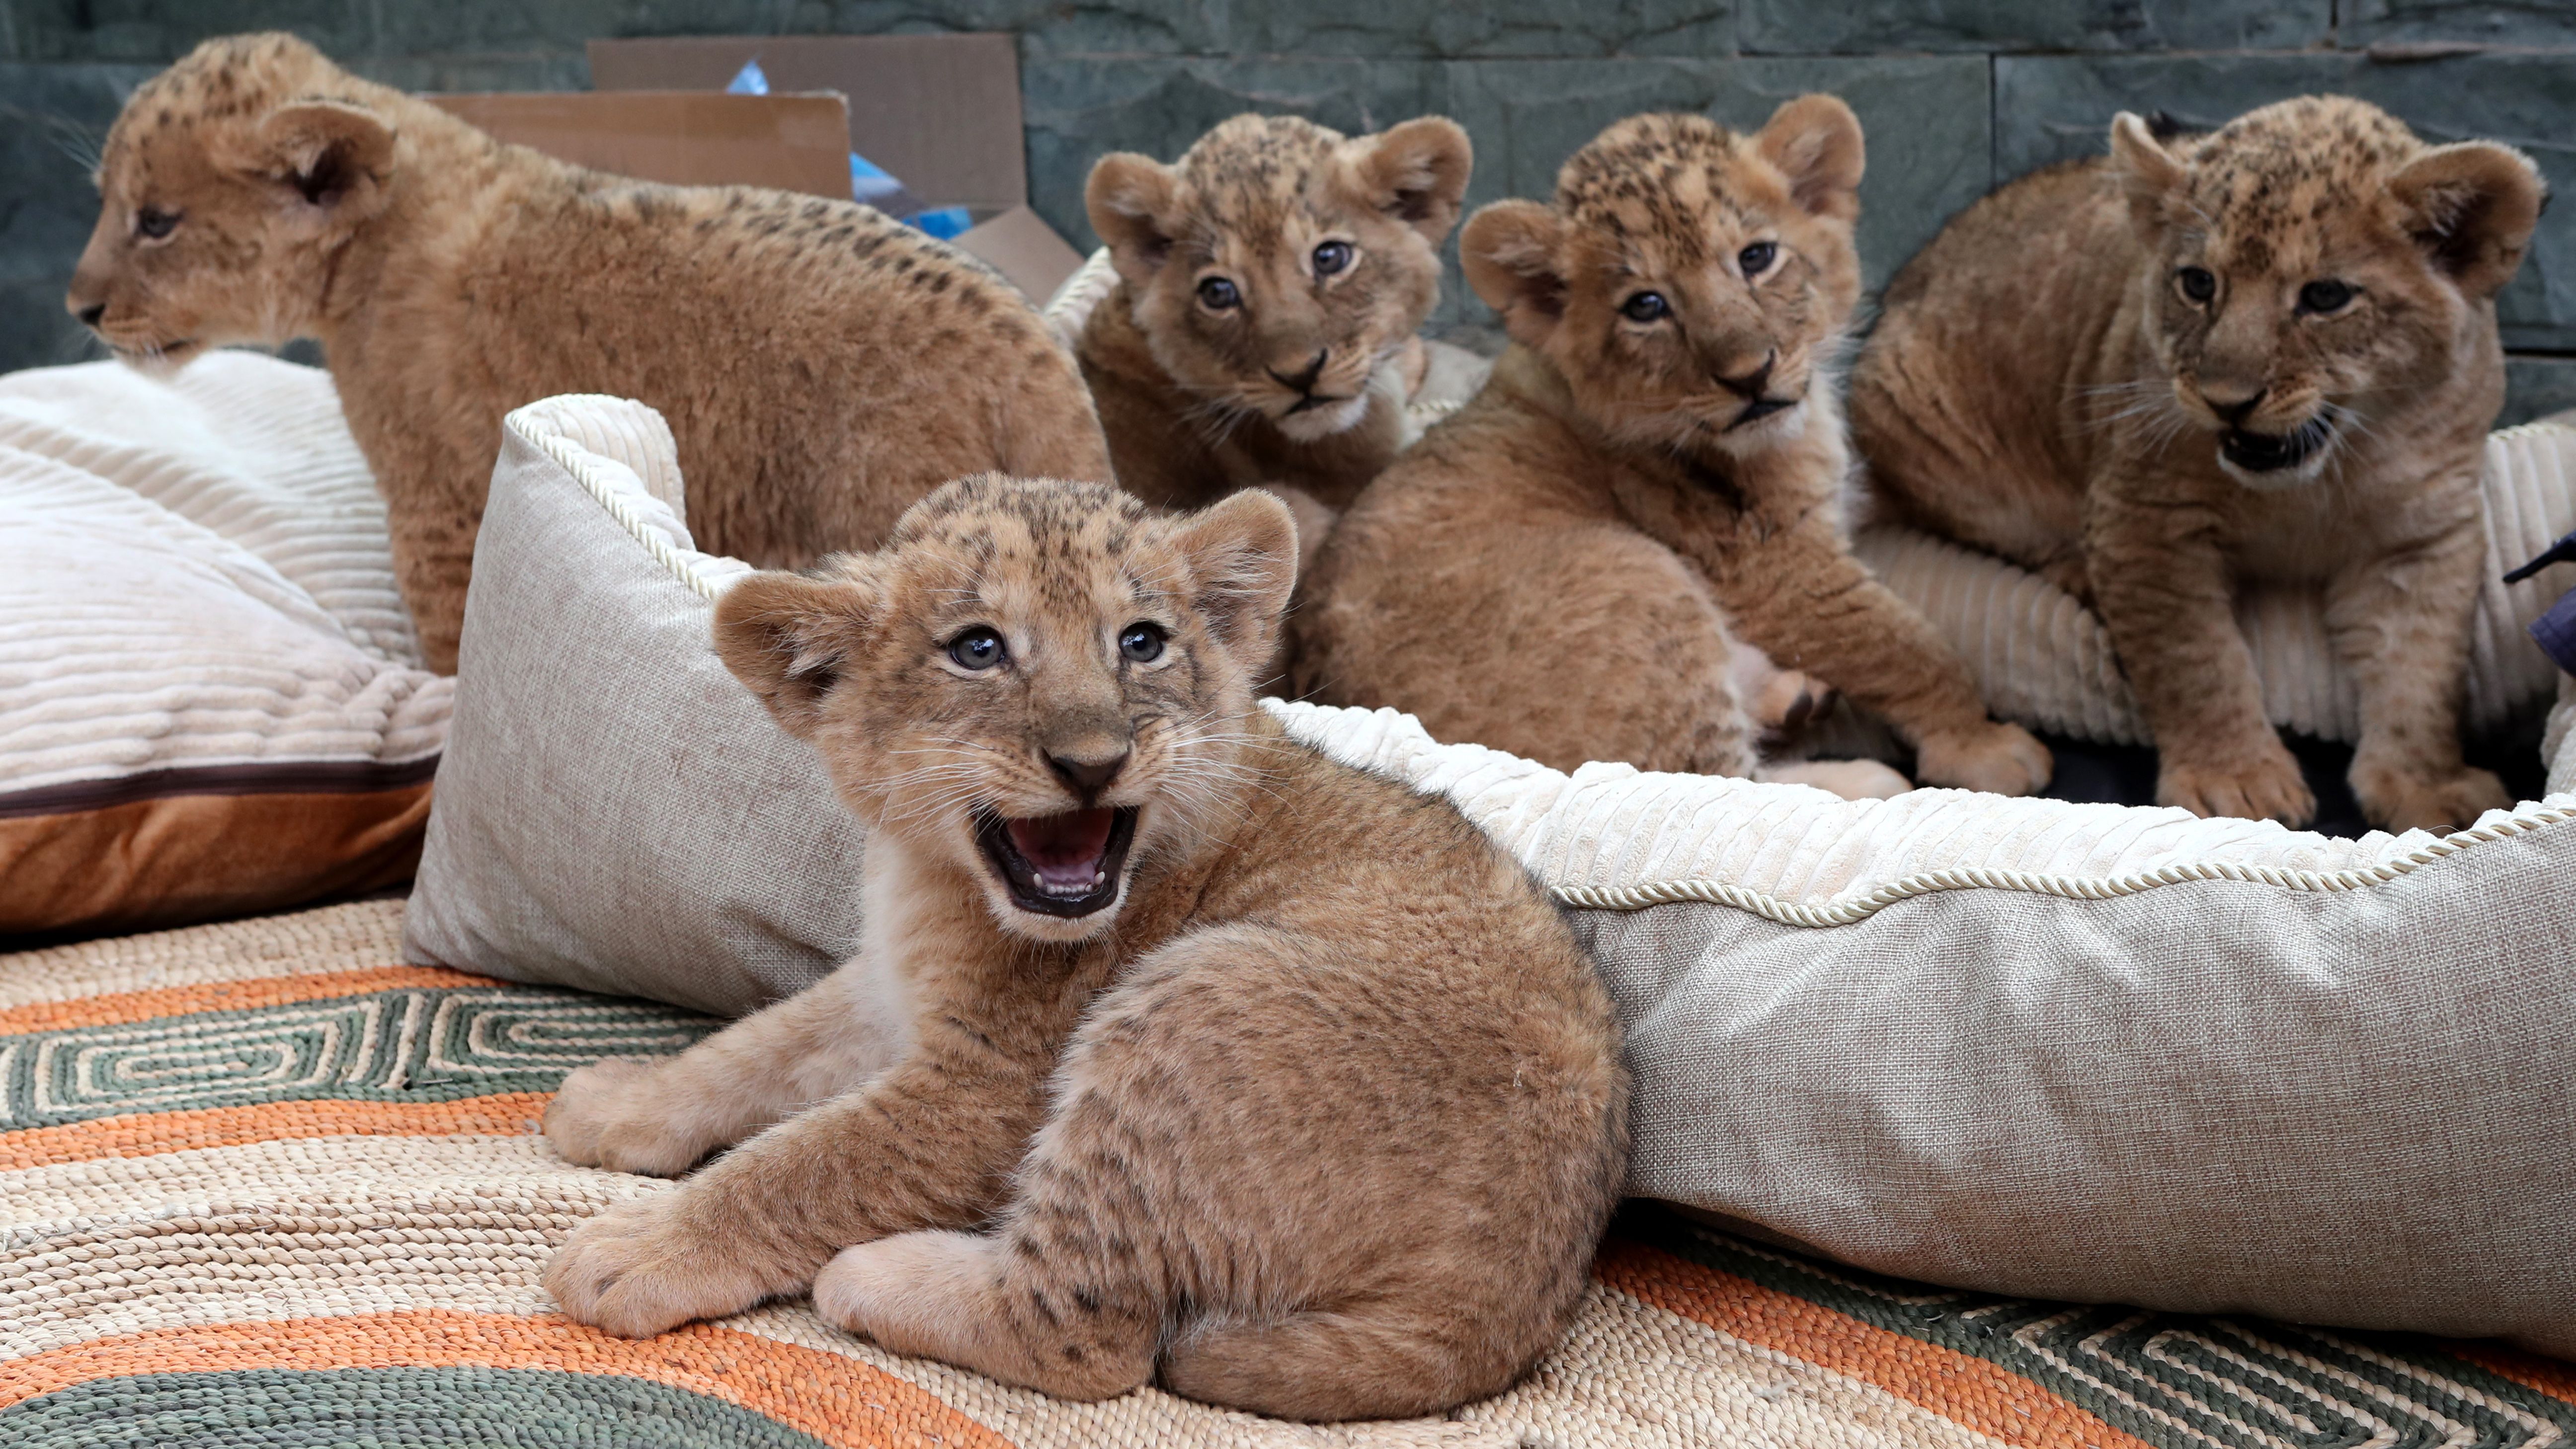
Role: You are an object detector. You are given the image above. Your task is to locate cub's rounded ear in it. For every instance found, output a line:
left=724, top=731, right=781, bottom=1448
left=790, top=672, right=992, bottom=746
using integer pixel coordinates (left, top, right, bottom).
left=1086, top=153, right=1183, bottom=286
left=1756, top=94, right=1864, bottom=222
left=2390, top=141, right=2545, bottom=299
left=255, top=99, right=396, bottom=229
left=2108, top=111, right=2191, bottom=240
left=1172, top=488, right=1298, bottom=663
left=713, top=566, right=880, bottom=739
left=1461, top=199, right=1567, bottom=350
left=1351, top=116, right=1474, bottom=247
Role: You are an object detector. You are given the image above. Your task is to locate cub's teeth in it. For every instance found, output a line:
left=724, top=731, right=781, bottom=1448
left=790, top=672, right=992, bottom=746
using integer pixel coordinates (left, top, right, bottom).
left=1091, top=870, right=1105, bottom=887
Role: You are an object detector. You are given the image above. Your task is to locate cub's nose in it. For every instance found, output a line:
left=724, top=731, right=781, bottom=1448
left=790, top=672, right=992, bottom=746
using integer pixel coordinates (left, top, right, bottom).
left=2203, top=387, right=2265, bottom=427
left=1268, top=350, right=1328, bottom=395
left=73, top=302, right=106, bottom=328
left=1046, top=750, right=1128, bottom=798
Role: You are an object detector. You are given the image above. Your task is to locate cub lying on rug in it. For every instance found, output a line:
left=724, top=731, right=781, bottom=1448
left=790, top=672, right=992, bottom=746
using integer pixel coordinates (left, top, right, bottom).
left=1079, top=113, right=1471, bottom=552
left=542, top=476, right=1629, bottom=1422
left=65, top=32, right=1109, bottom=673
left=1852, top=98, right=2541, bottom=830
left=1295, top=102, right=2048, bottom=798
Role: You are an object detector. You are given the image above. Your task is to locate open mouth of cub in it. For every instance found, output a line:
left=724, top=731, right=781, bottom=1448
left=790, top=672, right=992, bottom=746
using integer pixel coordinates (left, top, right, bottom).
left=973, top=805, right=1140, bottom=918
left=1726, top=397, right=1797, bottom=431
left=2221, top=417, right=2333, bottom=473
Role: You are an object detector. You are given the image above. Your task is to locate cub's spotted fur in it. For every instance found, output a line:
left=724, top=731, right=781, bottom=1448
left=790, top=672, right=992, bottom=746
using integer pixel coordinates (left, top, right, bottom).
left=1079, top=113, right=1471, bottom=538
left=67, top=33, right=1108, bottom=672
left=1297, top=103, right=2047, bottom=797
left=1852, top=96, right=2541, bottom=829
left=543, top=477, right=1627, bottom=1422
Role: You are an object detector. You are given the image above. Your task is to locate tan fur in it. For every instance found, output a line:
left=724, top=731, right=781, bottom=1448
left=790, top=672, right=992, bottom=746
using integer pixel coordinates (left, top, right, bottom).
left=1294, top=103, right=2050, bottom=796
left=65, top=33, right=1110, bottom=673
left=1852, top=97, right=2542, bottom=830
left=1078, top=114, right=1471, bottom=523
left=542, top=477, right=1627, bottom=1422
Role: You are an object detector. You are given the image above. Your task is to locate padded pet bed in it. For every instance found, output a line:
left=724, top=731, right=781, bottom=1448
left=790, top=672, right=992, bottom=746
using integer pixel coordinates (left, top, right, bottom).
left=402, top=392, right=2576, bottom=1368
left=11, top=898, right=2576, bottom=1447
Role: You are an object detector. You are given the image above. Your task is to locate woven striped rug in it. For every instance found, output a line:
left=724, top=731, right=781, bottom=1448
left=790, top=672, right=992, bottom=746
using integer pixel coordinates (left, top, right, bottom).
left=5, top=899, right=2572, bottom=1447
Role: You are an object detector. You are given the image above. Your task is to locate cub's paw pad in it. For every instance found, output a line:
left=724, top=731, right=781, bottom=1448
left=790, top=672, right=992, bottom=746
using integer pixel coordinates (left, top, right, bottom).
left=545, top=1192, right=774, bottom=1339
left=2361, top=765, right=2510, bottom=834
left=544, top=1059, right=698, bottom=1177
left=1915, top=723, right=2053, bottom=797
left=2158, top=753, right=2315, bottom=827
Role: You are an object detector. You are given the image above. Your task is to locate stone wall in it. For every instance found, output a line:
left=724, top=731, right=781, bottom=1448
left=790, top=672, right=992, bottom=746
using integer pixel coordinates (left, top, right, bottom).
left=5, top=0, right=2573, bottom=419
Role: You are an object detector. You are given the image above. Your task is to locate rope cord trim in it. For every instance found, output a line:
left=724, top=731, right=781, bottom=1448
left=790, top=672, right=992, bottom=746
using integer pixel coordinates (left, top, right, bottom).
left=1548, top=803, right=2576, bottom=925
left=515, top=415, right=727, bottom=602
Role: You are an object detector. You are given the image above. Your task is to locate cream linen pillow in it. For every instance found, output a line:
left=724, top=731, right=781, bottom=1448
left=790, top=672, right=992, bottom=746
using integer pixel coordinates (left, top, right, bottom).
left=409, top=391, right=2576, bottom=1357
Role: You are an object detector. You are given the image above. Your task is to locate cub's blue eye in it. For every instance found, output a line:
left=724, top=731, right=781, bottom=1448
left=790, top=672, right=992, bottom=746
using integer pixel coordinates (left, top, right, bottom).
left=1119, top=622, right=1166, bottom=663
left=2298, top=279, right=2355, bottom=314
left=136, top=207, right=179, bottom=240
left=1312, top=241, right=1353, bottom=277
left=1197, top=276, right=1241, bottom=310
left=1620, top=291, right=1670, bottom=322
left=948, top=627, right=1006, bottom=670
left=2176, top=266, right=2217, bottom=303
left=1737, top=241, right=1777, bottom=276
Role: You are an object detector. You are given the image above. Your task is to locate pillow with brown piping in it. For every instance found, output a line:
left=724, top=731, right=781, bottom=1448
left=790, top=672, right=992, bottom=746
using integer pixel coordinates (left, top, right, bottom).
left=0, top=353, right=449, bottom=940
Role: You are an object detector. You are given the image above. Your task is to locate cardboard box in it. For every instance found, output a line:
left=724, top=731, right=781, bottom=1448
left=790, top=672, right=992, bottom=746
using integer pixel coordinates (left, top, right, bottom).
left=424, top=91, right=854, bottom=202
left=588, top=34, right=1086, bottom=303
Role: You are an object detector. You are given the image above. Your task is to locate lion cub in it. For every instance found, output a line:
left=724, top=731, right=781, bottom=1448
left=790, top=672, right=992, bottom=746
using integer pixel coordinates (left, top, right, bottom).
left=66, top=33, right=1108, bottom=673
left=1296, top=103, right=2050, bottom=797
left=1852, top=98, right=2541, bottom=830
left=542, top=477, right=1627, bottom=1422
left=1079, top=114, right=1472, bottom=539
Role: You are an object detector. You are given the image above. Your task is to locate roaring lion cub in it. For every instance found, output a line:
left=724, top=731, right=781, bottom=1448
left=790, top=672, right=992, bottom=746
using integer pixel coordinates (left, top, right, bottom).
left=1296, top=103, right=2050, bottom=797
left=1079, top=114, right=1471, bottom=531
left=1852, top=97, right=2541, bottom=830
left=66, top=33, right=1108, bottom=673
left=542, top=477, right=1627, bottom=1422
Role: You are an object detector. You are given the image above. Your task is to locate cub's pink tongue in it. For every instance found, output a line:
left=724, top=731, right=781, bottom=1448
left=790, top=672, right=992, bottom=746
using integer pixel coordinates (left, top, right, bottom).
left=1006, top=807, right=1116, bottom=890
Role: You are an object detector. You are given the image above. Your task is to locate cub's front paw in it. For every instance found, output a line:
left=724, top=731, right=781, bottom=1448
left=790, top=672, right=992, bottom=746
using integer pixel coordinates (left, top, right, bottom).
left=1914, top=722, right=2052, bottom=796
left=2158, top=745, right=2315, bottom=826
left=2354, top=764, right=2509, bottom=834
left=545, top=1189, right=779, bottom=1338
left=544, top=1058, right=704, bottom=1177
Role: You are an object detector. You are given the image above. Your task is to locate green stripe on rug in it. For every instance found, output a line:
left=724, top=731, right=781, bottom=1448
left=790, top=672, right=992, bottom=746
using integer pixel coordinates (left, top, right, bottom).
left=0, top=1367, right=837, bottom=1448
left=0, top=986, right=716, bottom=1130
left=1622, top=1204, right=2576, bottom=1449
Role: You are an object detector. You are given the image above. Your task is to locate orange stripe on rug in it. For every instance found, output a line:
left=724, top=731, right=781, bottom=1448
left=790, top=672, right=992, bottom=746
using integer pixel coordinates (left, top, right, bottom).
left=0, top=1308, right=1012, bottom=1449
left=1597, top=1239, right=2153, bottom=1449
left=2451, top=1341, right=2576, bottom=1401
left=0, top=966, right=499, bottom=1037
left=0, top=1093, right=551, bottom=1171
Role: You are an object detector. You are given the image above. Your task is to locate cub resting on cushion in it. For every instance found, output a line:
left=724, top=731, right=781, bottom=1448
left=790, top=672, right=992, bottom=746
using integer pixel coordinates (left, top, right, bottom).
left=1295, top=103, right=2050, bottom=797
left=542, top=477, right=1628, bottom=1422
left=65, top=33, right=1109, bottom=673
left=1079, top=113, right=1471, bottom=547
left=1852, top=98, right=2541, bottom=831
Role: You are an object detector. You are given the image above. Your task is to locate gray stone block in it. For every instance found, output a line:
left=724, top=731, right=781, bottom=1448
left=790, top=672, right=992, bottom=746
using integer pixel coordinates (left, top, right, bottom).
left=1995, top=52, right=2576, bottom=350
left=1740, top=0, right=2328, bottom=54
left=0, top=62, right=156, bottom=376
left=2340, top=0, right=2576, bottom=52
left=1444, top=55, right=1991, bottom=300
left=1212, top=0, right=1734, bottom=60
left=2504, top=356, right=2576, bottom=429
